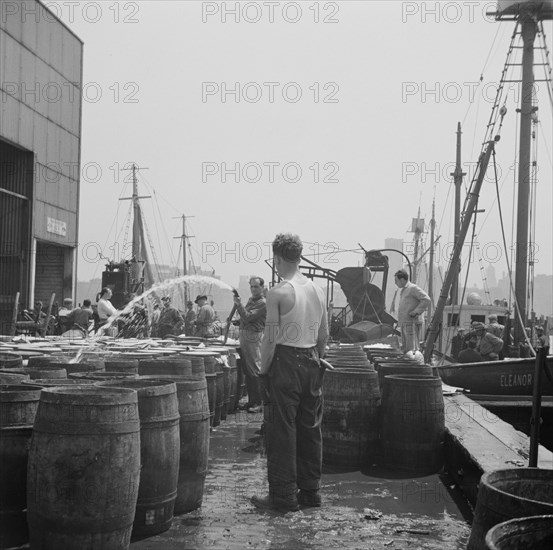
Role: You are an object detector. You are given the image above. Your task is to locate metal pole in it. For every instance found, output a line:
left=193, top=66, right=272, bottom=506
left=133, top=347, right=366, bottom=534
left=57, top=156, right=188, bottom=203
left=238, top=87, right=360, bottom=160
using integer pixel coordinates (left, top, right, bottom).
left=529, top=345, right=548, bottom=466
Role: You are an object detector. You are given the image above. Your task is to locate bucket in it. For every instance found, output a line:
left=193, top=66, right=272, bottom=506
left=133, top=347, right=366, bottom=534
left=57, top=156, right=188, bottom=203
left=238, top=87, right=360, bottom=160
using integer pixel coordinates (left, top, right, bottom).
left=485, top=514, right=553, bottom=550
left=98, top=379, right=180, bottom=537
left=140, top=375, right=210, bottom=514
left=467, top=468, right=553, bottom=550
left=0, top=385, right=44, bottom=547
left=322, top=369, right=381, bottom=469
left=381, top=375, right=445, bottom=474
left=27, top=387, right=141, bottom=550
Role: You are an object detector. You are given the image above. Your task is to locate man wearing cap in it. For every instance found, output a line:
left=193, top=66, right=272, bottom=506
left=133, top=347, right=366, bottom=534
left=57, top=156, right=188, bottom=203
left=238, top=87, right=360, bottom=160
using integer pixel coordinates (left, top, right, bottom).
left=184, top=300, right=197, bottom=336
left=486, top=314, right=504, bottom=338
left=157, top=296, right=185, bottom=339
left=471, top=321, right=503, bottom=361
left=233, top=276, right=267, bottom=413
left=194, top=295, right=216, bottom=338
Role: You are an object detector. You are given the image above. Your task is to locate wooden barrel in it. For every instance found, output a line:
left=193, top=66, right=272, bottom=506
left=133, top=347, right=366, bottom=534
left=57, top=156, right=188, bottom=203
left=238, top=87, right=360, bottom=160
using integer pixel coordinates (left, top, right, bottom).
left=213, top=371, right=224, bottom=428
left=0, top=352, right=23, bottom=369
left=27, top=355, right=55, bottom=369
left=221, top=366, right=230, bottom=421
left=69, top=372, right=139, bottom=381
left=468, top=468, right=553, bottom=550
left=226, top=349, right=238, bottom=413
left=138, top=357, right=193, bottom=378
left=0, top=384, right=43, bottom=547
left=49, top=359, right=105, bottom=376
left=0, top=371, right=30, bottom=384
left=485, top=514, right=553, bottom=550
left=0, top=384, right=42, bottom=427
left=140, top=375, right=210, bottom=514
left=227, top=365, right=237, bottom=414
left=24, top=379, right=96, bottom=387
left=205, top=373, right=216, bottom=427
left=27, top=387, right=141, bottom=550
left=98, top=379, right=180, bottom=537
left=381, top=375, right=445, bottom=474
left=377, top=364, right=433, bottom=392
left=180, top=351, right=219, bottom=374
left=24, top=365, right=67, bottom=380
left=50, top=352, right=106, bottom=374
left=104, top=358, right=139, bottom=374
left=322, top=369, right=381, bottom=469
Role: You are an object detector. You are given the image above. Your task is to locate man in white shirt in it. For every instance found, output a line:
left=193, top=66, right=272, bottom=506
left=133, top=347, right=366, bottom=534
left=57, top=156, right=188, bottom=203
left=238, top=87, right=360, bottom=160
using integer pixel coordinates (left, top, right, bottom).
left=252, top=233, right=328, bottom=513
left=394, top=269, right=431, bottom=353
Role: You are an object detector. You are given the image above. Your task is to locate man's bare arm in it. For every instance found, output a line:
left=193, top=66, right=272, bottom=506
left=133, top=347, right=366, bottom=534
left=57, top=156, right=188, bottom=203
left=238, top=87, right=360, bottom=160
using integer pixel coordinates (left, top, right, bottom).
left=260, top=289, right=280, bottom=375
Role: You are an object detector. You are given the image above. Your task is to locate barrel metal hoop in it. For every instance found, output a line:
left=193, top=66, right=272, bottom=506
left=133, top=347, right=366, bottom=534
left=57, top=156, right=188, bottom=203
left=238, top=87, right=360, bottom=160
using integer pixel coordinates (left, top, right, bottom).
left=34, top=420, right=140, bottom=435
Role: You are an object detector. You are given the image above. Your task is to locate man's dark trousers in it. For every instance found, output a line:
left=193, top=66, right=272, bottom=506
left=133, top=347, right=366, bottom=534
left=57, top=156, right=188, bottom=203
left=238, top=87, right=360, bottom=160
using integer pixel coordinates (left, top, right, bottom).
left=264, top=345, right=324, bottom=502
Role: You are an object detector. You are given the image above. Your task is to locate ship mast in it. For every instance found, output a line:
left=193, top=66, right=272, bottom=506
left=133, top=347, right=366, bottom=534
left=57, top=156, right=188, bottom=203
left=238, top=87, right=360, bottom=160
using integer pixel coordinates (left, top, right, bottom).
left=450, top=122, right=466, bottom=306
left=513, top=11, right=538, bottom=343
left=174, top=214, right=194, bottom=303
left=428, top=194, right=436, bottom=319
left=120, top=164, right=154, bottom=292
left=424, top=140, right=497, bottom=363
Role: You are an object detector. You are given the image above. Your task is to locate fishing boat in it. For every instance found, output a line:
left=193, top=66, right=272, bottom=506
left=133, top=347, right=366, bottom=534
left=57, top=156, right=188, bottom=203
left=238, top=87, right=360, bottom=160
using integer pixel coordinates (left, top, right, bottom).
left=424, top=2, right=553, bottom=400
left=92, top=164, right=229, bottom=336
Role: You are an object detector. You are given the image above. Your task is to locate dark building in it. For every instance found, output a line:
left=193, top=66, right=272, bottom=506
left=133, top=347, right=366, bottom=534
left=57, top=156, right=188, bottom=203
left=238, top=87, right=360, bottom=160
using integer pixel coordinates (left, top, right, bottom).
left=0, top=0, right=83, bottom=329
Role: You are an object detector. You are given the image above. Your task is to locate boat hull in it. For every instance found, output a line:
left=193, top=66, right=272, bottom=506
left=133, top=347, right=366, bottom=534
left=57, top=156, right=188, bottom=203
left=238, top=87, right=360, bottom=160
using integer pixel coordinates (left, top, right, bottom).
left=436, top=356, right=553, bottom=396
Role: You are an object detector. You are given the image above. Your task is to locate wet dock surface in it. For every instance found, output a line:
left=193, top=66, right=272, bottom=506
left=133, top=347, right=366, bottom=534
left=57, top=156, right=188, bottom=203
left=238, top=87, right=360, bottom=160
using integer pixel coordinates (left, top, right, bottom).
left=132, top=409, right=471, bottom=550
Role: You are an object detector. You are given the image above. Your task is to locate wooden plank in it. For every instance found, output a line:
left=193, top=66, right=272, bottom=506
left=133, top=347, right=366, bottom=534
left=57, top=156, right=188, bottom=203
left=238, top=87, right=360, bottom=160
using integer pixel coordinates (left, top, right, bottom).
left=443, top=393, right=552, bottom=505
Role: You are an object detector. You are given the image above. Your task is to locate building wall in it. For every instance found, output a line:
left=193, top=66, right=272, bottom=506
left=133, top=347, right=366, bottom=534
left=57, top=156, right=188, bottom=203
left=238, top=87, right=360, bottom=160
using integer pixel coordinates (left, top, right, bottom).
left=0, top=0, right=83, bottom=318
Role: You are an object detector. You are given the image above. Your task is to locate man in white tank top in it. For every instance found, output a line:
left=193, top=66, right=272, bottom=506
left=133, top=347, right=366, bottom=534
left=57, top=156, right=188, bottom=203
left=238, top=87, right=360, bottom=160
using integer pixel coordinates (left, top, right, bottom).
left=251, top=233, right=329, bottom=512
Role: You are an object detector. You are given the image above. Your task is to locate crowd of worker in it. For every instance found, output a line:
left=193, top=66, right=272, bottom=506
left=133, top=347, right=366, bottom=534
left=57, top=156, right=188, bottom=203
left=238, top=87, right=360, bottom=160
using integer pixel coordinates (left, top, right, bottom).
left=450, top=314, right=549, bottom=363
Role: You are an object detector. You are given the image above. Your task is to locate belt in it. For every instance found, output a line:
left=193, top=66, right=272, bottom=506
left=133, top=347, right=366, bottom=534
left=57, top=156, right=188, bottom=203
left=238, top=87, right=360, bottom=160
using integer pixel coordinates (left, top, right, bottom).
left=277, top=345, right=316, bottom=354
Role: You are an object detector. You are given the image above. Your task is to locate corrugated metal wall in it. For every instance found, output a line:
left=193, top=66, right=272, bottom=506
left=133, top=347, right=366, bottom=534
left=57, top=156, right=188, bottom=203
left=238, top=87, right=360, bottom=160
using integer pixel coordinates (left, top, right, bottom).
left=0, top=139, right=32, bottom=327
left=0, top=1, right=83, bottom=333
left=34, top=242, right=64, bottom=307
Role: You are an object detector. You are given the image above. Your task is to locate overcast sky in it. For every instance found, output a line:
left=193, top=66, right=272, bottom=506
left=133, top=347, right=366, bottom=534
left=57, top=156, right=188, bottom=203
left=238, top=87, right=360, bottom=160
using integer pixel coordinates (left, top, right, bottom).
left=49, top=0, right=553, bottom=293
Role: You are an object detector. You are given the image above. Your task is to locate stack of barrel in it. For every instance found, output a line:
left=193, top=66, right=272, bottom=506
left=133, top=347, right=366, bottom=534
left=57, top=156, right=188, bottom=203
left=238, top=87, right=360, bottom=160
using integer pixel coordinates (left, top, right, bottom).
left=321, top=344, right=445, bottom=475
left=0, top=345, right=218, bottom=549
left=0, top=340, right=247, bottom=543
left=322, top=344, right=380, bottom=470
left=366, top=346, right=445, bottom=475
